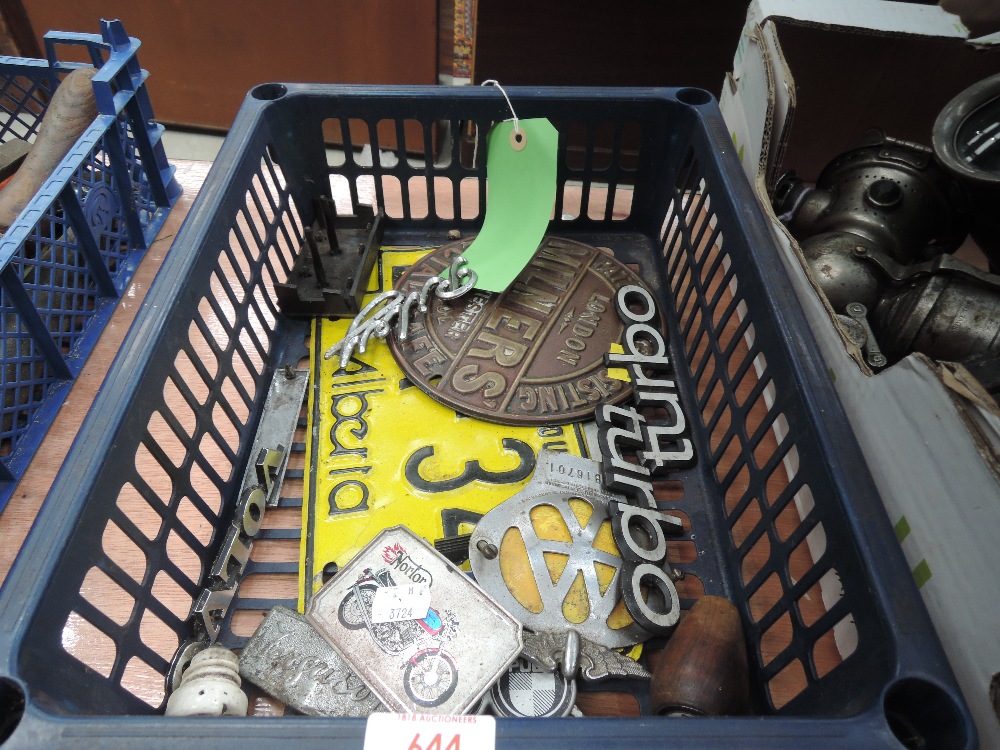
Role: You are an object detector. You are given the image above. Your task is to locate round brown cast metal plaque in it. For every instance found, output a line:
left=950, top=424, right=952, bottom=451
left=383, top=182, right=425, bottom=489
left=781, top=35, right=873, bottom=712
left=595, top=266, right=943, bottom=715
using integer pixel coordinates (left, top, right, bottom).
left=387, top=236, right=652, bottom=425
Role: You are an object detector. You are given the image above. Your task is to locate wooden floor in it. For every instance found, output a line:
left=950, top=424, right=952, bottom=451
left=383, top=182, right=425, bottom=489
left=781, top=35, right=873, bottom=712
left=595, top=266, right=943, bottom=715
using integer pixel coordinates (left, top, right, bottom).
left=0, top=161, right=212, bottom=586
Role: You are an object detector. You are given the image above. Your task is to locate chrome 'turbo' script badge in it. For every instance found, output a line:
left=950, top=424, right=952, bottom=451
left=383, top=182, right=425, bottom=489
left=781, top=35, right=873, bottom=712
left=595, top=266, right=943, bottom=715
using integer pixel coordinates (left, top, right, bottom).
left=594, top=284, right=695, bottom=635
left=598, top=283, right=696, bottom=500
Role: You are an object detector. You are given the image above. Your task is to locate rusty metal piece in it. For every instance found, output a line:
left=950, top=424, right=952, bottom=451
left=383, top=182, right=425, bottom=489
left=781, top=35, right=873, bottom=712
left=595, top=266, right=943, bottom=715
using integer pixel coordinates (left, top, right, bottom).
left=274, top=198, right=384, bottom=318
left=874, top=272, right=1000, bottom=365
left=774, top=132, right=969, bottom=266
left=238, top=605, right=383, bottom=717
left=388, top=236, right=649, bottom=425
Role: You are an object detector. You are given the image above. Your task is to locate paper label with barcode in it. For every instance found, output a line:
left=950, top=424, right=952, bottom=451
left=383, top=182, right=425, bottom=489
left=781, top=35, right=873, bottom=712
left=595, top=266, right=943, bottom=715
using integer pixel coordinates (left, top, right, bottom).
left=370, top=584, right=431, bottom=623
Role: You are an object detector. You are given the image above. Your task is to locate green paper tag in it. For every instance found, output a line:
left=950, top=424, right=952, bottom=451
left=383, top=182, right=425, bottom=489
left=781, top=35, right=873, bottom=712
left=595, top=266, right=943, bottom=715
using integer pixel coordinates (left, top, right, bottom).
left=457, top=118, right=558, bottom=293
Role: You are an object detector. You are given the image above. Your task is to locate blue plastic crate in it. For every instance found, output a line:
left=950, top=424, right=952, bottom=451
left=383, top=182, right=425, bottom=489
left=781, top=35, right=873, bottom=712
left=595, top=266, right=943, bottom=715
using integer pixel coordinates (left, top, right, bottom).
left=0, top=84, right=974, bottom=747
left=0, top=20, right=180, bottom=505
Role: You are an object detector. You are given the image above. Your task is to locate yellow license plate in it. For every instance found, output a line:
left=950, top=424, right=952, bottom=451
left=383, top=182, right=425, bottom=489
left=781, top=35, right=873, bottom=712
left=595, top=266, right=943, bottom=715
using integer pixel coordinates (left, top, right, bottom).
left=300, top=248, right=591, bottom=604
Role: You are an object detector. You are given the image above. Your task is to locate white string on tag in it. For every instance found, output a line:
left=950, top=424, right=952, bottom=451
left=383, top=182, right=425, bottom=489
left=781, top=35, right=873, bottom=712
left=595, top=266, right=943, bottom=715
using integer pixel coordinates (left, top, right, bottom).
left=480, top=79, right=520, bottom=136
left=475, top=79, right=525, bottom=164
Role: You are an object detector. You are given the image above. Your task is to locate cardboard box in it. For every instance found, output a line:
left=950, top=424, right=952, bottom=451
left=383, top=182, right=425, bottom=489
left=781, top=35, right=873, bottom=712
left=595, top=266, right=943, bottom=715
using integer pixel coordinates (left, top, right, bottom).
left=720, top=1, right=1000, bottom=745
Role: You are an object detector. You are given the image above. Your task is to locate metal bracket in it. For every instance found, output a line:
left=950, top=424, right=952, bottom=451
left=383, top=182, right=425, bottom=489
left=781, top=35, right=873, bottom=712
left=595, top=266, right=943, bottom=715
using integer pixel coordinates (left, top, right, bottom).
left=845, top=302, right=887, bottom=369
left=239, top=365, right=309, bottom=508
left=187, top=367, right=308, bottom=643
left=274, top=198, right=385, bottom=318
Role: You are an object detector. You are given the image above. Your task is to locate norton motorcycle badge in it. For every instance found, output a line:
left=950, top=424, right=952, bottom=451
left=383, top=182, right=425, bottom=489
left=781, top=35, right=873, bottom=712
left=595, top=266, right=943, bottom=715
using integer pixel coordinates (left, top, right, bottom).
left=387, top=236, right=652, bottom=425
left=307, top=526, right=522, bottom=715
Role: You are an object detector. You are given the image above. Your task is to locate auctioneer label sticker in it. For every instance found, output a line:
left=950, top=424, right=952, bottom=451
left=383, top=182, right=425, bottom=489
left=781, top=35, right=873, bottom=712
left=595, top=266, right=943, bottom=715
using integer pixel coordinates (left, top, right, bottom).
left=300, top=248, right=591, bottom=606
left=364, top=713, right=496, bottom=750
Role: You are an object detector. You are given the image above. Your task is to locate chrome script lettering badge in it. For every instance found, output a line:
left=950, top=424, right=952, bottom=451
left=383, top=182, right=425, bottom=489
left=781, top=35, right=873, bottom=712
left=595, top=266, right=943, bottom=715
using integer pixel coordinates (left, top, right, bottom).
left=596, top=284, right=696, bottom=635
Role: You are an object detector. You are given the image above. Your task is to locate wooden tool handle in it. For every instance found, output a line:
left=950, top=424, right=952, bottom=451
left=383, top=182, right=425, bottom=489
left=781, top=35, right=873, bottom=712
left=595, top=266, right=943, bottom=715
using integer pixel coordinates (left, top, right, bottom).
left=0, top=66, right=98, bottom=231
left=649, top=595, right=750, bottom=716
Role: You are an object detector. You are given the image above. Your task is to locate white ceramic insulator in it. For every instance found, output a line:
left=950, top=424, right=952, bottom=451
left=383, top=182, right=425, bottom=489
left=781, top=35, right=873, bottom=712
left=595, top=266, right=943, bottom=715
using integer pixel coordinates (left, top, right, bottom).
left=165, top=645, right=248, bottom=717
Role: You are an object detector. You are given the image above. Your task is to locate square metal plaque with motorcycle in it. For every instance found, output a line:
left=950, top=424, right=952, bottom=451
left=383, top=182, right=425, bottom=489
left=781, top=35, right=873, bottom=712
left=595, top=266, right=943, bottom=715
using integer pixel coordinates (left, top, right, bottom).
left=306, top=526, right=523, bottom=714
